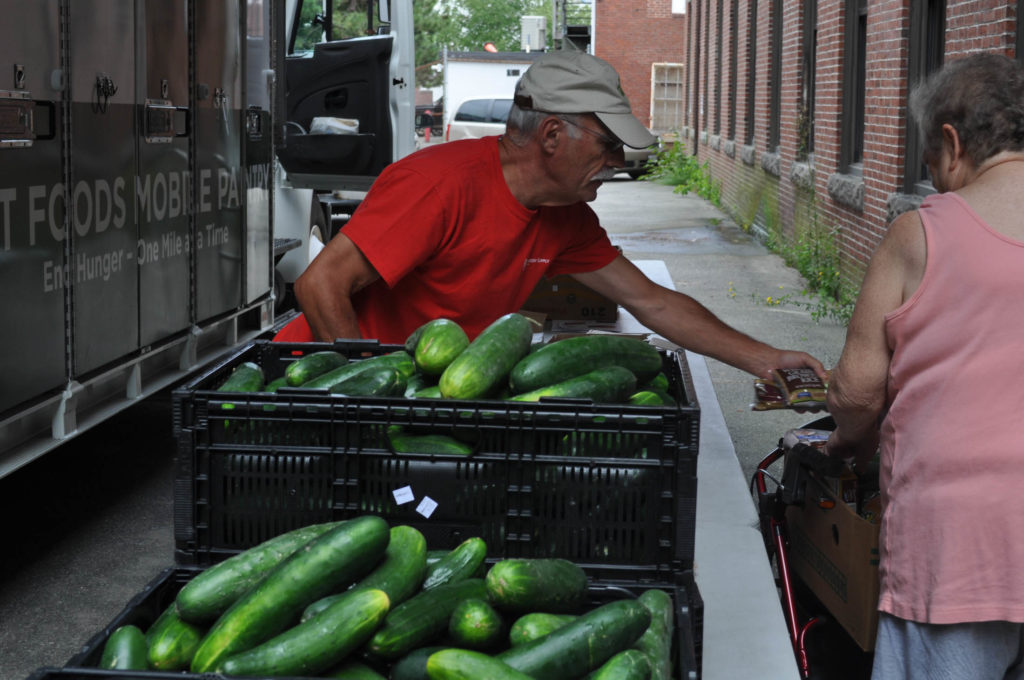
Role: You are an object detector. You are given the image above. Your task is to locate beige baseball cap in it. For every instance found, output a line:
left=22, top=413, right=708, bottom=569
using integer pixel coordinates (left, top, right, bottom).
left=513, top=51, right=657, bottom=149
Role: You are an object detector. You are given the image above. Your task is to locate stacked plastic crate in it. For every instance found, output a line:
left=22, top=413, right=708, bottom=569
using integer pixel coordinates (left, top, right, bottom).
left=30, top=338, right=703, bottom=680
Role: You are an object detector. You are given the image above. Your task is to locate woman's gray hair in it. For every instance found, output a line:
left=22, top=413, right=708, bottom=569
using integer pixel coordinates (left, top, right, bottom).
left=910, top=52, right=1024, bottom=166
left=505, top=106, right=583, bottom=146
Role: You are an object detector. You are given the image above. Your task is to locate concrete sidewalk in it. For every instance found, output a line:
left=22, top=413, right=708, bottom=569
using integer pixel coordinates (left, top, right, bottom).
left=592, top=175, right=847, bottom=483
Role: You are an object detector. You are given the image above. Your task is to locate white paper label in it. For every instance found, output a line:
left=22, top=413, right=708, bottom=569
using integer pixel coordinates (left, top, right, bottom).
left=416, top=496, right=438, bottom=518
left=392, top=485, right=415, bottom=505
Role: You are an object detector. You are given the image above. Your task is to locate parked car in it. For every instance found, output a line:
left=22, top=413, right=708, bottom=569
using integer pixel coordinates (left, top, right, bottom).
left=623, top=143, right=658, bottom=180
left=445, top=97, right=513, bottom=141
left=447, top=96, right=655, bottom=180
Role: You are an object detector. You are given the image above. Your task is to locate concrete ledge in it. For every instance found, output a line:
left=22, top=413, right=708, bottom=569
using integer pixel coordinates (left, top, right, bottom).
left=761, top=150, right=781, bottom=177
left=827, top=172, right=864, bottom=211
left=723, top=139, right=736, bottom=158
left=740, top=144, right=757, bottom=166
left=790, top=161, right=815, bottom=192
left=687, top=349, right=800, bottom=680
left=886, top=192, right=923, bottom=223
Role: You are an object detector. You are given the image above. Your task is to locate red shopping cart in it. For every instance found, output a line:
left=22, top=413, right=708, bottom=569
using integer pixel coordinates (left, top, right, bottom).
left=751, top=416, right=875, bottom=680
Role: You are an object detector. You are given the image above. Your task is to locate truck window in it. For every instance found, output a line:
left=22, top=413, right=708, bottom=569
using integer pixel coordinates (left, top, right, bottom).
left=293, top=0, right=385, bottom=53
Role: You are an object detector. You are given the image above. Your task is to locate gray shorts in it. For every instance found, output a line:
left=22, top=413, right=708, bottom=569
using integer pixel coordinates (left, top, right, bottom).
left=872, top=613, right=1024, bottom=680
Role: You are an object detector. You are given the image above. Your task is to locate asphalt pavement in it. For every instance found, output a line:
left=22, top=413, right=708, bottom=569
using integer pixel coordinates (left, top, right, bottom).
left=0, top=171, right=857, bottom=680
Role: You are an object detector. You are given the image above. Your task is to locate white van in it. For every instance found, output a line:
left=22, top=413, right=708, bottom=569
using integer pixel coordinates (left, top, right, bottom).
left=445, top=98, right=513, bottom=141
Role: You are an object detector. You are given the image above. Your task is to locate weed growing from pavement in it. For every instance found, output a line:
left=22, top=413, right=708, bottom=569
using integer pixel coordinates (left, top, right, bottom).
left=760, top=214, right=856, bottom=324
left=642, top=142, right=722, bottom=205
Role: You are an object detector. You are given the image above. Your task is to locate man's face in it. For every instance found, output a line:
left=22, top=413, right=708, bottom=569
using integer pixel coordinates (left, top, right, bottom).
left=557, top=115, right=626, bottom=202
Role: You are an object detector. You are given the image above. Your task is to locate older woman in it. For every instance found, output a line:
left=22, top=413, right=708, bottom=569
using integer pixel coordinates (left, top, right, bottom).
left=826, top=53, right=1024, bottom=679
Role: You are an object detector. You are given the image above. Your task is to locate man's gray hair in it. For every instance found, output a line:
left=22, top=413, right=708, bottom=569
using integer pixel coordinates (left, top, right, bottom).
left=505, top=105, right=584, bottom=146
left=910, top=52, right=1024, bottom=166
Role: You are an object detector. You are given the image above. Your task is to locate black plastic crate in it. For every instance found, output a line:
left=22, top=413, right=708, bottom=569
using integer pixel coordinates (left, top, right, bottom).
left=52, top=565, right=702, bottom=680
left=172, top=339, right=699, bottom=576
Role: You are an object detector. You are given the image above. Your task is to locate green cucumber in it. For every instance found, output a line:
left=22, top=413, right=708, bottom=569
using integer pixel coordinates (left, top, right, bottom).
left=285, top=350, right=347, bottom=386
left=329, top=365, right=407, bottom=397
left=426, top=550, right=449, bottom=568
left=485, top=558, right=588, bottom=614
left=303, top=525, right=427, bottom=622
left=175, top=521, right=341, bottom=624
left=218, top=361, right=264, bottom=392
left=508, top=365, right=637, bottom=404
left=389, top=429, right=475, bottom=456
left=355, top=525, right=428, bottom=605
left=99, top=624, right=148, bottom=670
left=633, top=589, right=674, bottom=680
left=217, top=588, right=390, bottom=677
left=508, top=612, right=577, bottom=646
left=583, top=648, right=652, bottom=680
left=263, top=376, right=289, bottom=393
left=439, top=313, right=532, bottom=399
left=497, top=599, right=652, bottom=679
left=404, top=372, right=434, bottom=397
left=643, top=372, right=670, bottom=391
left=145, top=602, right=204, bottom=670
left=448, top=598, right=504, bottom=650
left=366, top=578, right=488, bottom=660
left=509, top=335, right=662, bottom=394
left=422, top=537, right=487, bottom=590
left=323, top=660, right=389, bottom=679
left=390, top=646, right=447, bottom=680
left=425, top=648, right=536, bottom=680
left=411, top=318, right=470, bottom=376
left=627, top=388, right=676, bottom=407
left=190, top=516, right=390, bottom=672
left=302, top=351, right=415, bottom=389
left=412, top=385, right=443, bottom=399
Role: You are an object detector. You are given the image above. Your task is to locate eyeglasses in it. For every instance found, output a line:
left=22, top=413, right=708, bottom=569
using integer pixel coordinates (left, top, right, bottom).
left=558, top=117, right=624, bottom=155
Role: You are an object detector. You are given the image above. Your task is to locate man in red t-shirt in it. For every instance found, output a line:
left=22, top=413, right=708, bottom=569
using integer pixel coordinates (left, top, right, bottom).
left=280, top=51, right=824, bottom=379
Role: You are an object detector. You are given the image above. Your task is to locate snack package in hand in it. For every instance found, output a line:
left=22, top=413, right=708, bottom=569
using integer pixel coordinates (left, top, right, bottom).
left=751, top=378, right=787, bottom=411
left=772, top=367, right=828, bottom=410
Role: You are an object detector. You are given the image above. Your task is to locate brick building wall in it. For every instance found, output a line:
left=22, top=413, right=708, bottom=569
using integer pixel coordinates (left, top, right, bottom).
left=675, top=0, right=1022, bottom=286
left=593, top=0, right=687, bottom=129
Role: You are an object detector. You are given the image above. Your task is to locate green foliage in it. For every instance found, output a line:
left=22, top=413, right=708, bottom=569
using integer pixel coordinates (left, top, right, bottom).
left=757, top=214, right=856, bottom=325
left=431, top=0, right=554, bottom=53
left=642, top=143, right=722, bottom=206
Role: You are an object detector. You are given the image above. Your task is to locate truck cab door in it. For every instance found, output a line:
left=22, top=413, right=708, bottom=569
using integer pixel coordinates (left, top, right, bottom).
left=277, top=0, right=414, bottom=192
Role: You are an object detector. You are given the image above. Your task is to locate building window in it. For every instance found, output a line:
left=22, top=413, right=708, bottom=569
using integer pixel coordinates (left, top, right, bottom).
left=904, top=0, right=945, bottom=194
left=728, top=0, right=738, bottom=140
left=1018, top=0, right=1024, bottom=62
left=798, top=0, right=817, bottom=160
left=745, top=1, right=757, bottom=146
left=714, top=1, right=723, bottom=135
left=840, top=0, right=867, bottom=174
left=702, top=0, right=710, bottom=135
left=651, top=63, right=686, bottom=133
left=768, top=0, right=782, bottom=152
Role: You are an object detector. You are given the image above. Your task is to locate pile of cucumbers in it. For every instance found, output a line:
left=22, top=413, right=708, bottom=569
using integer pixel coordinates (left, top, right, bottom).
left=99, top=517, right=676, bottom=679
left=219, top=313, right=677, bottom=407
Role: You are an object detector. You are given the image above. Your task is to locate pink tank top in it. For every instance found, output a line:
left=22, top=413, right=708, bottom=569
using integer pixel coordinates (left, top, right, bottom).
left=879, top=192, right=1024, bottom=623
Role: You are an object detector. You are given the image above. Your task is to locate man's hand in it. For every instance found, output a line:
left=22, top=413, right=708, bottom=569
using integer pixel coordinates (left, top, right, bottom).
left=765, top=349, right=828, bottom=382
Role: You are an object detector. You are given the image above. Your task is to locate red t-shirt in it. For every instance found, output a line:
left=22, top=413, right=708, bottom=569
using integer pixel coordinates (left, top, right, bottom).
left=276, top=137, right=619, bottom=343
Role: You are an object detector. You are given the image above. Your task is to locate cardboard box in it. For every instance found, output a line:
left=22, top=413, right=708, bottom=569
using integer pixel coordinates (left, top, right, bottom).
left=785, top=468, right=880, bottom=651
left=520, top=274, right=618, bottom=322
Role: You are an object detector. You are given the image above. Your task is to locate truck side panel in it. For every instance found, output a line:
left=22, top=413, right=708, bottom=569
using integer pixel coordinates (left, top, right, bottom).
left=194, top=0, right=244, bottom=323
left=0, top=2, right=65, bottom=415
left=69, top=0, right=140, bottom=376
